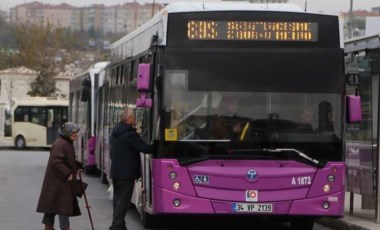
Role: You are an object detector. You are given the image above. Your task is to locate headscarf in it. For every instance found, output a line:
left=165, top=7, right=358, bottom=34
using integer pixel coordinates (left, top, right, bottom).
left=58, top=122, right=80, bottom=138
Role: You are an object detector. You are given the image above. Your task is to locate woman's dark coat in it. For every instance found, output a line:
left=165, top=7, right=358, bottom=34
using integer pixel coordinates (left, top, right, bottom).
left=36, top=136, right=81, bottom=216
left=110, top=122, right=151, bottom=181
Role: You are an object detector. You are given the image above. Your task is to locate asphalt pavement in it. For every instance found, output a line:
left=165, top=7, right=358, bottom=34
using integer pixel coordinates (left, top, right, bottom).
left=317, top=192, right=380, bottom=230
left=0, top=145, right=379, bottom=230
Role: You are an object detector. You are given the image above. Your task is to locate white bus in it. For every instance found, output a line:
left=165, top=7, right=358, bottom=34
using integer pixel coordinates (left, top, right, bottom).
left=11, top=97, right=68, bottom=149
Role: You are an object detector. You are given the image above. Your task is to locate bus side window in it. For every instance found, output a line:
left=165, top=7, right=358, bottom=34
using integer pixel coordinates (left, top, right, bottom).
left=31, top=107, right=46, bottom=126
left=47, top=110, right=53, bottom=128
left=14, top=107, right=28, bottom=122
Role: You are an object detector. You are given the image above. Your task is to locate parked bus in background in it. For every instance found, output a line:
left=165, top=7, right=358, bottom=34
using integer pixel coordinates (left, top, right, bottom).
left=68, top=61, right=109, bottom=174
left=11, top=97, right=68, bottom=149
left=97, top=2, right=361, bottom=229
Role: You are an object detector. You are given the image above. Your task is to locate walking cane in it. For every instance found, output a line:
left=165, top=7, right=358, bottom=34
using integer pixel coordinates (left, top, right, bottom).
left=79, top=172, right=95, bottom=230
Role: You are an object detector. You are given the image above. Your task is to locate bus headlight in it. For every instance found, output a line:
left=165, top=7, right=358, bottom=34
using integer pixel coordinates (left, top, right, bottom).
left=173, top=199, right=181, bottom=207
left=173, top=182, right=180, bottom=190
left=323, top=184, right=330, bottom=192
left=169, top=171, right=177, bottom=179
left=327, top=174, right=335, bottom=182
left=322, top=201, right=330, bottom=209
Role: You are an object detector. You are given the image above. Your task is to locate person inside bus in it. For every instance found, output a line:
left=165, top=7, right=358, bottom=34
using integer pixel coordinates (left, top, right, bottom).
left=36, top=122, right=83, bottom=230
left=298, top=106, right=315, bottom=131
left=209, top=96, right=243, bottom=140
left=109, top=108, right=152, bottom=230
left=318, top=101, right=335, bottom=133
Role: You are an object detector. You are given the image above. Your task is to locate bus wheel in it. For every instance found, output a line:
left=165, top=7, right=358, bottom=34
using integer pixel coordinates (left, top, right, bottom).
left=291, top=218, right=315, bottom=230
left=15, top=136, right=26, bottom=149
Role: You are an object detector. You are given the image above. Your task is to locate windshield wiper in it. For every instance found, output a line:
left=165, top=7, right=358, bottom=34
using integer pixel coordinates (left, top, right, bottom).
left=179, top=155, right=213, bottom=165
left=179, top=148, right=322, bottom=167
left=263, top=148, right=321, bottom=167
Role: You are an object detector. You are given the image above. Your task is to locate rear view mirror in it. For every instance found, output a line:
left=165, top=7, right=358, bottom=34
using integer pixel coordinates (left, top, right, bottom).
left=136, top=63, right=152, bottom=108
left=136, top=94, right=152, bottom=108
left=346, top=95, right=362, bottom=123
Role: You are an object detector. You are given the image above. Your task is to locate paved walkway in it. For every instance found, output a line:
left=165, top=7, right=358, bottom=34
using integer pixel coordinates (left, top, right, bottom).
left=318, top=192, right=380, bottom=230
left=1, top=138, right=378, bottom=230
left=0, top=137, right=12, bottom=147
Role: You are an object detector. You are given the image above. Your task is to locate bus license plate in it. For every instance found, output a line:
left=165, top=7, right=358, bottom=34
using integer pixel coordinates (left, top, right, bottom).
left=232, top=203, right=273, bottom=213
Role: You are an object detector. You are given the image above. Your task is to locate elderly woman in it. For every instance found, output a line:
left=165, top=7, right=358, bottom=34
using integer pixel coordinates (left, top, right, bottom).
left=36, top=122, right=82, bottom=230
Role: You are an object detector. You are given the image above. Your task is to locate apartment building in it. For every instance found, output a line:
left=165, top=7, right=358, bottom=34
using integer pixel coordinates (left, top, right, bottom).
left=0, top=9, right=7, bottom=21
left=9, top=2, right=72, bottom=28
left=71, top=4, right=104, bottom=33
left=9, top=1, right=163, bottom=34
left=93, top=2, right=162, bottom=34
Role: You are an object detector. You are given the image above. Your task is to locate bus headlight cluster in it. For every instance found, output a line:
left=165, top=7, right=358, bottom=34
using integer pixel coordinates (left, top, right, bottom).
left=173, top=199, right=181, bottom=207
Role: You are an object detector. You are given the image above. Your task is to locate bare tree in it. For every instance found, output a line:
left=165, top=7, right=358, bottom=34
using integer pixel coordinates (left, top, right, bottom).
left=12, top=22, right=64, bottom=96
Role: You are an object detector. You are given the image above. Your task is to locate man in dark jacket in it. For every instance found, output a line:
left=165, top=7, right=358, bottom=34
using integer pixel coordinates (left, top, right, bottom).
left=109, top=108, right=151, bottom=230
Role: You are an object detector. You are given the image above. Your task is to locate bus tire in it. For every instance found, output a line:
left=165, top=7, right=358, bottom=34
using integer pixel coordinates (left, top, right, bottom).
left=291, top=218, right=315, bottom=230
left=15, top=135, right=26, bottom=149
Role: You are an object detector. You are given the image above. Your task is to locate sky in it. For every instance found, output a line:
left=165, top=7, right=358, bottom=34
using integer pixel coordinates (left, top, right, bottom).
left=0, top=0, right=379, bottom=14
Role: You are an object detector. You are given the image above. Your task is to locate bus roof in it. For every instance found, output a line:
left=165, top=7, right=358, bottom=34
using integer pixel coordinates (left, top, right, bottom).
left=111, top=1, right=342, bottom=60
left=73, top=61, right=109, bottom=79
left=112, top=1, right=303, bottom=49
left=344, top=33, right=380, bottom=53
left=11, top=97, right=68, bottom=108
left=71, top=61, right=109, bottom=87
left=92, top=61, right=109, bottom=70
left=163, top=1, right=303, bottom=13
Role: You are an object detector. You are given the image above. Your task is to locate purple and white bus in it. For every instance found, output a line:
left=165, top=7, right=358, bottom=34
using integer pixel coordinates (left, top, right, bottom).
left=69, top=61, right=109, bottom=174
left=98, top=1, right=361, bottom=229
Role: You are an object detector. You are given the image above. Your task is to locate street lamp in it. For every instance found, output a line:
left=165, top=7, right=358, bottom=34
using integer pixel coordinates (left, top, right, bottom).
left=348, top=0, right=354, bottom=38
left=304, top=0, right=307, bottom=12
left=151, top=0, right=155, bottom=17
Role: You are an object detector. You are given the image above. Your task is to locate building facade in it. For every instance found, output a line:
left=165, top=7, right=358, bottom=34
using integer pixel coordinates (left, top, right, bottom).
left=343, top=9, right=380, bottom=39
left=9, top=2, right=72, bottom=28
left=9, top=1, right=164, bottom=35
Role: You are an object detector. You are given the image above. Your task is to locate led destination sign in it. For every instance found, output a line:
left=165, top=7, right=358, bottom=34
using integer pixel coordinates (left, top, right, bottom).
left=187, top=20, right=318, bottom=41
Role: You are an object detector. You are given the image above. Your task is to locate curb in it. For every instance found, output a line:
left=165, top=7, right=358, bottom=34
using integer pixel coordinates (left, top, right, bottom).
left=317, top=217, right=372, bottom=230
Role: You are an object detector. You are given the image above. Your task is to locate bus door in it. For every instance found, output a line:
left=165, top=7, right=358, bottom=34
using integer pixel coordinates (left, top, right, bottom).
left=136, top=107, right=153, bottom=208
left=47, top=107, right=67, bottom=145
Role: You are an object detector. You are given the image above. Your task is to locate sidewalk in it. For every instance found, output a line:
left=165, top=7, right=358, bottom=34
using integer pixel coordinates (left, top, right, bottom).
left=0, top=136, right=12, bottom=148
left=317, top=192, right=380, bottom=230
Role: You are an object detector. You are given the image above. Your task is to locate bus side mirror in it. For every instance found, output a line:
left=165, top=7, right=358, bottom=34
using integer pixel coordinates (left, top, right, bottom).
left=136, top=93, right=152, bottom=108
left=136, top=63, right=152, bottom=108
left=346, top=95, right=362, bottom=123
left=81, top=78, right=91, bottom=102
left=137, top=63, right=150, bottom=92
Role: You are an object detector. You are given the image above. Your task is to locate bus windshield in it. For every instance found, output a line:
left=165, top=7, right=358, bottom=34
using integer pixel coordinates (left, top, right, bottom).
left=161, top=50, right=342, bottom=164
left=164, top=90, right=341, bottom=141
